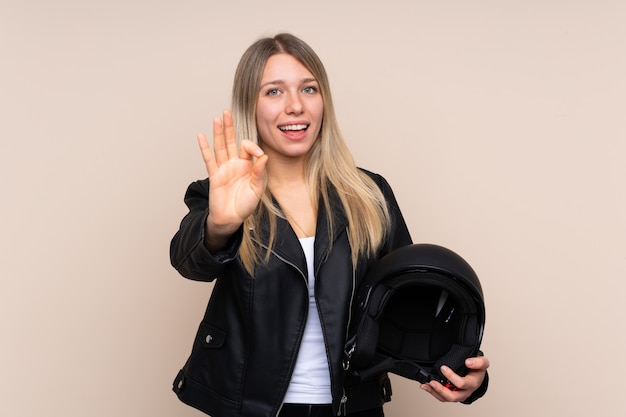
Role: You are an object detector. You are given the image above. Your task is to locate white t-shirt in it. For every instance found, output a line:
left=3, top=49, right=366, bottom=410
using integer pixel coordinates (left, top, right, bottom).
left=283, top=237, right=332, bottom=404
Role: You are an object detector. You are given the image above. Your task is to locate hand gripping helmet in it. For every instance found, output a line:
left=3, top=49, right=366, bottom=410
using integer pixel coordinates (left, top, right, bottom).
left=343, top=244, right=485, bottom=388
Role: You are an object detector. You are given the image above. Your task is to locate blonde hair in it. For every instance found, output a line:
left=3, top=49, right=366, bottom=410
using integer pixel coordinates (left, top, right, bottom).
left=231, top=33, right=391, bottom=274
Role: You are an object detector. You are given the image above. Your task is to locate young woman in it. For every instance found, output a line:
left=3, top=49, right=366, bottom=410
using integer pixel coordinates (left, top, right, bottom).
left=170, top=33, right=489, bottom=417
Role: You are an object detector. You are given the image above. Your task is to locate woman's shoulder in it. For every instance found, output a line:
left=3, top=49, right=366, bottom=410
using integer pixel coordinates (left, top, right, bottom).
left=357, top=168, right=392, bottom=190
left=357, top=167, right=380, bottom=179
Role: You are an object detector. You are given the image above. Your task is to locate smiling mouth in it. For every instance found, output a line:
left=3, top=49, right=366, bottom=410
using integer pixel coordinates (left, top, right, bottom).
left=278, top=124, right=309, bottom=132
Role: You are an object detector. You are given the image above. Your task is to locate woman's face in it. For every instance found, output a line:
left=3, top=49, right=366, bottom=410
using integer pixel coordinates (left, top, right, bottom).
left=255, top=53, right=323, bottom=161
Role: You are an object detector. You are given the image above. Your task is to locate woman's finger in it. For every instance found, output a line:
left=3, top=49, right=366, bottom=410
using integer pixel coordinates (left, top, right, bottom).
left=213, top=115, right=228, bottom=166
left=466, top=356, right=490, bottom=371
left=222, top=109, right=238, bottom=159
left=420, top=383, right=446, bottom=402
left=239, top=139, right=265, bottom=160
left=197, top=132, right=218, bottom=177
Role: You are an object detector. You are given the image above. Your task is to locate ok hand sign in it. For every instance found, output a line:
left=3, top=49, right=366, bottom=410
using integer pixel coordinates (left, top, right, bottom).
left=197, top=109, right=268, bottom=251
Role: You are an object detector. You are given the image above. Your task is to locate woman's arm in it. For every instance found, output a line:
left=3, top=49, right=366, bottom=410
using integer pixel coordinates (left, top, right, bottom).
left=170, top=110, right=267, bottom=280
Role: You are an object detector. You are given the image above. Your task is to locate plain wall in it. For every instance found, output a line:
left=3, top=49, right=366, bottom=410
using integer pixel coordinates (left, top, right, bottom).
left=1, top=0, right=625, bottom=416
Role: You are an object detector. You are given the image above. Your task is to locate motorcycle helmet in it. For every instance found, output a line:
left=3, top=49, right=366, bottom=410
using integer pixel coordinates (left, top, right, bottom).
left=343, top=243, right=485, bottom=388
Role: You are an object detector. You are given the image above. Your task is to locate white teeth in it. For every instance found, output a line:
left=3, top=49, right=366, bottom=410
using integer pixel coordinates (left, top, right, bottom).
left=279, top=124, right=308, bottom=131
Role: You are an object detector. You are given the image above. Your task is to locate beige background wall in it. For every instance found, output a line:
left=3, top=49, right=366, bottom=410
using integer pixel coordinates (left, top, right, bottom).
left=1, top=0, right=624, bottom=416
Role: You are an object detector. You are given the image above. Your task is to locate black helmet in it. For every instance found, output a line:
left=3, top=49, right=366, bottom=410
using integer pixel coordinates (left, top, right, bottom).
left=343, top=244, right=485, bottom=388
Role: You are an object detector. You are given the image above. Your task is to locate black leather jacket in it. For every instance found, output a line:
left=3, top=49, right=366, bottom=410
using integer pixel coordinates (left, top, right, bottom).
left=170, top=170, right=412, bottom=417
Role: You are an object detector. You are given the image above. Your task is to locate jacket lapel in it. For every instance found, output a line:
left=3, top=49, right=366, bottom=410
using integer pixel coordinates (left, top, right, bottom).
left=257, top=187, right=349, bottom=277
left=313, top=188, right=349, bottom=273
left=272, top=214, right=309, bottom=275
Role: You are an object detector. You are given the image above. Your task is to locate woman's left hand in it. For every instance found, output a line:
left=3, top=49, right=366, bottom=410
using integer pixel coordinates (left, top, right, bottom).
left=420, top=356, right=490, bottom=402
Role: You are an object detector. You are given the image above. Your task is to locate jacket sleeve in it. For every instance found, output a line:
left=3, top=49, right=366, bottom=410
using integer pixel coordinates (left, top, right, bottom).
left=169, top=179, right=243, bottom=281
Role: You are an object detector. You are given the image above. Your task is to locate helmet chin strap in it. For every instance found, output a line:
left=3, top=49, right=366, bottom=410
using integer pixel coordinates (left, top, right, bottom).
left=350, top=343, right=475, bottom=389
left=353, top=356, right=432, bottom=383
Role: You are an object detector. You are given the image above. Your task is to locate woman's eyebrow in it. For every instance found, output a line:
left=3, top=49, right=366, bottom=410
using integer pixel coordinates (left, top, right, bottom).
left=260, top=78, right=318, bottom=89
left=259, top=79, right=285, bottom=89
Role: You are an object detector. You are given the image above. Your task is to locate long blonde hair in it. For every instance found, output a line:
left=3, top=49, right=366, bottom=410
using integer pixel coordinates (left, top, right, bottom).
left=231, top=33, right=391, bottom=274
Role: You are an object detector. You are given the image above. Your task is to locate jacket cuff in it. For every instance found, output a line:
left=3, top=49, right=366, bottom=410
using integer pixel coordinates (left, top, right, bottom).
left=201, top=222, right=244, bottom=263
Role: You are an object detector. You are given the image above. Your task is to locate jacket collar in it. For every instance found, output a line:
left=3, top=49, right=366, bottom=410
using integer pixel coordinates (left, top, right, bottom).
left=257, top=187, right=349, bottom=275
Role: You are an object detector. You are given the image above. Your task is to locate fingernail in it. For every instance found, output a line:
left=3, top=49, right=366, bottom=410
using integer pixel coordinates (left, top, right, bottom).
left=440, top=365, right=449, bottom=373
left=466, top=359, right=475, bottom=367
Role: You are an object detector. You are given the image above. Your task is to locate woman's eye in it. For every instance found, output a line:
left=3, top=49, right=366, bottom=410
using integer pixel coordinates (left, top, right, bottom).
left=303, top=86, right=317, bottom=94
left=266, top=88, right=280, bottom=96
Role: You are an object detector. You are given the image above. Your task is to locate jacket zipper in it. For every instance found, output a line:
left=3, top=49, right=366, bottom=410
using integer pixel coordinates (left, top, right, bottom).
left=338, top=390, right=348, bottom=416
left=344, top=228, right=357, bottom=346
left=254, top=239, right=310, bottom=416
left=337, top=228, right=356, bottom=416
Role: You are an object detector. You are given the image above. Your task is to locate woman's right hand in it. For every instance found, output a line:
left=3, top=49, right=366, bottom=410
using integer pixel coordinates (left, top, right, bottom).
left=197, top=109, right=268, bottom=251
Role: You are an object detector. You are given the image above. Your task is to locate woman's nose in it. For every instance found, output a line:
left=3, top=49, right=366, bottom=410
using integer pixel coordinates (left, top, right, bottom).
left=285, top=93, right=303, bottom=115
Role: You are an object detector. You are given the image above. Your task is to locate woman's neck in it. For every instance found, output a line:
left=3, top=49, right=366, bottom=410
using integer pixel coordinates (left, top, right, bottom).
left=269, top=176, right=317, bottom=238
left=266, top=160, right=306, bottom=189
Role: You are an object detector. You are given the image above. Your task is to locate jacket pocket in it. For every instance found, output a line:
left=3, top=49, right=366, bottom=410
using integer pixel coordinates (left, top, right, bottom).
left=181, top=321, right=245, bottom=403
left=195, top=322, right=226, bottom=349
